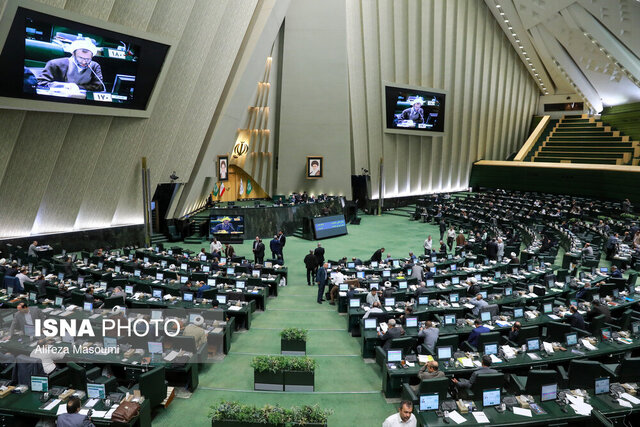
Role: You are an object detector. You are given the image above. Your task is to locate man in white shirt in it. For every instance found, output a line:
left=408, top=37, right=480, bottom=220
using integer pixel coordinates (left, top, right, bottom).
left=15, top=268, right=31, bottom=290
left=210, top=238, right=223, bottom=255
left=424, top=235, right=433, bottom=255
left=382, top=401, right=417, bottom=427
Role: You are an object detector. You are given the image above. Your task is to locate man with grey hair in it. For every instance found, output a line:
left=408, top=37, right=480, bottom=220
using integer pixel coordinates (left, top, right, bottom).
left=377, top=318, right=405, bottom=350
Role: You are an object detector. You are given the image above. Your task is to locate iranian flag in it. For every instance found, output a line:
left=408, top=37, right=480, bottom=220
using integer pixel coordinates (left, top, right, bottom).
left=213, top=182, right=219, bottom=196
left=247, top=180, right=253, bottom=195
left=219, top=182, right=226, bottom=197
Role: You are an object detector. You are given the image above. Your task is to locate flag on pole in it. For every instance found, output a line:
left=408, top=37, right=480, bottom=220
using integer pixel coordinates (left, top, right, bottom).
left=219, top=182, right=226, bottom=197
left=239, top=179, right=244, bottom=196
left=213, top=182, right=219, bottom=196
left=247, top=180, right=253, bottom=195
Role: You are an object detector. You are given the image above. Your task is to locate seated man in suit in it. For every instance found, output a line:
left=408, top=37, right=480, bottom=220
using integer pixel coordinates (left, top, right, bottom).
left=588, top=299, right=612, bottom=323
left=57, top=396, right=95, bottom=427
left=84, top=287, right=103, bottom=308
left=508, top=321, right=521, bottom=342
left=9, top=302, right=45, bottom=337
left=377, top=318, right=405, bottom=350
left=566, top=305, right=585, bottom=330
left=451, top=355, right=497, bottom=394
left=467, top=319, right=490, bottom=348
left=469, top=294, right=489, bottom=316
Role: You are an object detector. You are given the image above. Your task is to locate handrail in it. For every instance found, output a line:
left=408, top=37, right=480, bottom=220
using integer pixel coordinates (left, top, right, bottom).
left=514, top=115, right=551, bottom=161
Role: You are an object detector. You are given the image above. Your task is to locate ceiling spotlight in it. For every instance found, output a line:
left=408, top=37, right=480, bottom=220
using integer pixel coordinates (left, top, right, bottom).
left=496, top=4, right=502, bottom=8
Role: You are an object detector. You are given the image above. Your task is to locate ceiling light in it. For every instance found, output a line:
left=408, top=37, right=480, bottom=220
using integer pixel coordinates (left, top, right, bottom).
left=512, top=33, right=517, bottom=36
left=500, top=12, right=505, bottom=15
left=504, top=20, right=509, bottom=22
left=496, top=4, right=502, bottom=7
left=508, top=26, right=513, bottom=29
left=523, top=51, right=527, bottom=55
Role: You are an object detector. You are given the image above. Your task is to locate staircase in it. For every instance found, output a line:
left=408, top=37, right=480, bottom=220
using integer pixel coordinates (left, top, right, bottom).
left=383, top=205, right=415, bottom=218
left=292, top=227, right=304, bottom=238
left=530, top=114, right=640, bottom=165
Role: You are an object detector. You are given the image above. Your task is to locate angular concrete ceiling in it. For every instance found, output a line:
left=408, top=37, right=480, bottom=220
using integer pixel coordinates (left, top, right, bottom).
left=485, top=0, right=640, bottom=112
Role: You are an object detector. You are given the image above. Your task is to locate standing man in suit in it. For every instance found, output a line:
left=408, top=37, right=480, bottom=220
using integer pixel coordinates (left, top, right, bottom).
left=252, top=236, right=265, bottom=264
left=439, top=219, right=447, bottom=241
left=304, top=250, right=317, bottom=286
left=316, top=262, right=328, bottom=304
left=28, top=241, right=38, bottom=258
left=9, top=302, right=45, bottom=337
left=371, top=248, right=385, bottom=263
left=314, top=243, right=325, bottom=274
left=486, top=238, right=498, bottom=260
left=270, top=235, right=281, bottom=260
left=278, top=231, right=286, bottom=260
left=224, top=243, right=235, bottom=259
left=56, top=396, right=95, bottom=427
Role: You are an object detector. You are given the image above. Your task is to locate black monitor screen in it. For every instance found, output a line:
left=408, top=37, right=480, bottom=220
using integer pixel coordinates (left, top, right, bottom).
left=384, top=85, right=446, bottom=134
left=210, top=215, right=244, bottom=235
left=312, top=215, right=348, bottom=239
left=0, top=6, right=169, bottom=110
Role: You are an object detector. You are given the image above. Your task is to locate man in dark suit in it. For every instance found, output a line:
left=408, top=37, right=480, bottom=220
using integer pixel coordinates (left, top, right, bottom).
left=9, top=303, right=45, bottom=337
left=588, top=300, right=612, bottom=323
left=278, top=231, right=286, bottom=260
left=377, top=318, right=405, bottom=350
left=452, top=355, right=497, bottom=393
left=304, top=250, right=317, bottom=286
left=371, top=248, right=385, bottom=263
left=486, top=238, right=498, bottom=260
left=270, top=236, right=281, bottom=260
left=566, top=305, right=585, bottom=329
left=609, top=265, right=623, bottom=278
left=84, top=288, right=103, bottom=309
left=467, top=319, right=490, bottom=348
left=316, top=262, right=328, bottom=304
left=314, top=243, right=325, bottom=269
left=252, top=236, right=265, bottom=264
left=508, top=321, right=521, bottom=342
left=57, top=396, right=95, bottom=427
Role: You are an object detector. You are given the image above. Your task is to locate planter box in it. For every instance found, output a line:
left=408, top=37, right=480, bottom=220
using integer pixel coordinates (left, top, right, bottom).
left=213, top=421, right=326, bottom=427
left=254, top=370, right=283, bottom=391
left=284, top=370, right=314, bottom=392
left=281, top=338, right=306, bottom=355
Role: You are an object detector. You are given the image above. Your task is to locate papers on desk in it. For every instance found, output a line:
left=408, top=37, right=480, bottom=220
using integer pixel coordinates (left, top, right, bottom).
left=339, top=291, right=347, bottom=297
left=617, top=337, right=633, bottom=345
left=501, top=345, right=516, bottom=359
left=463, top=303, right=474, bottom=309
left=43, top=398, right=61, bottom=411
left=495, top=321, right=512, bottom=328
left=547, top=314, right=560, bottom=320
left=104, top=405, right=118, bottom=419
left=457, top=357, right=474, bottom=368
left=580, top=339, right=597, bottom=351
left=380, top=323, right=389, bottom=333
left=621, top=393, right=640, bottom=405
left=91, top=411, right=108, bottom=418
left=211, top=327, right=223, bottom=334
left=543, top=341, right=554, bottom=354
left=472, top=411, right=490, bottom=423
left=79, top=409, right=90, bottom=416
left=85, top=398, right=99, bottom=408
left=513, top=407, right=532, bottom=417
left=566, top=394, right=592, bottom=415
left=418, top=355, right=434, bottom=363
left=57, top=404, right=68, bottom=415
left=228, top=306, right=241, bottom=311
left=451, top=303, right=460, bottom=308
left=447, top=410, right=467, bottom=424
left=483, top=324, right=495, bottom=330
left=527, top=352, right=541, bottom=360
left=164, top=350, right=179, bottom=362
left=489, top=354, right=502, bottom=364
left=618, top=398, right=633, bottom=408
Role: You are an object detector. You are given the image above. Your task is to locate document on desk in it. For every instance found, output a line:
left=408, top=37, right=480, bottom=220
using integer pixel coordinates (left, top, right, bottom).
left=211, top=327, right=223, bottom=334
left=104, top=406, right=118, bottom=419
left=547, top=314, right=560, bottom=320
left=228, top=306, right=241, bottom=311
left=91, top=410, right=107, bottom=418
left=580, top=339, right=597, bottom=350
left=43, top=398, right=61, bottom=411
left=463, top=303, right=474, bottom=309
left=164, top=350, right=179, bottom=362
left=56, top=404, right=68, bottom=415
left=621, top=393, right=640, bottom=405
left=489, top=354, right=502, bottom=364
left=472, top=411, right=490, bottom=423
left=79, top=409, right=90, bottom=416
left=513, top=407, right=532, bottom=417
left=457, top=357, right=474, bottom=368
left=447, top=410, right=467, bottom=424
left=543, top=342, right=554, bottom=354
left=418, top=355, right=434, bottom=363
left=527, top=353, right=541, bottom=360
left=451, top=303, right=460, bottom=308
left=618, top=398, right=633, bottom=408
left=85, top=398, right=99, bottom=408
left=501, top=345, right=516, bottom=358
left=339, top=291, right=347, bottom=297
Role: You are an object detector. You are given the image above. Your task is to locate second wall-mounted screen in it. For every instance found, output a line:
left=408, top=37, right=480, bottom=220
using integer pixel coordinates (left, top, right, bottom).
left=383, top=83, right=446, bottom=135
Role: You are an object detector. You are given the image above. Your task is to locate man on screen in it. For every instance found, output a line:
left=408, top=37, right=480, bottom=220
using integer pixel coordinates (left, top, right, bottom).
left=213, top=217, right=235, bottom=233
left=37, top=38, right=104, bottom=92
left=399, top=99, right=424, bottom=124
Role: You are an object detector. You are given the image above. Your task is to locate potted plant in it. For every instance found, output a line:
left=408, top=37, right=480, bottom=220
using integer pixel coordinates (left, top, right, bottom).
left=210, top=401, right=332, bottom=426
left=283, top=356, right=316, bottom=392
left=251, top=355, right=283, bottom=391
left=280, top=327, right=308, bottom=355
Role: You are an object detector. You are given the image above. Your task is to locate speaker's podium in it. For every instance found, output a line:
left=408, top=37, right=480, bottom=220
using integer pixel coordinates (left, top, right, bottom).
left=351, top=175, right=371, bottom=211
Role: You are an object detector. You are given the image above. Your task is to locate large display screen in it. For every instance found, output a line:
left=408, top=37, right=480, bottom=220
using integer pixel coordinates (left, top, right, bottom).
left=0, top=4, right=170, bottom=112
left=383, top=83, right=446, bottom=135
left=313, top=215, right=347, bottom=239
left=210, top=215, right=244, bottom=236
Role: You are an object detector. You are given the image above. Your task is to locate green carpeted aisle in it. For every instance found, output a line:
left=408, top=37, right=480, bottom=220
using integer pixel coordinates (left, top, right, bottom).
left=152, top=212, right=440, bottom=426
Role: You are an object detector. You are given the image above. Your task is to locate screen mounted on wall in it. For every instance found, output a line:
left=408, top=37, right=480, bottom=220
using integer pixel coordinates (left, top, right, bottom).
left=0, top=0, right=172, bottom=117
left=383, top=82, right=446, bottom=136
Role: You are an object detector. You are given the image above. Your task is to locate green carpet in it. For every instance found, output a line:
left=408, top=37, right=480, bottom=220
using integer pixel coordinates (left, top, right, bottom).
left=150, top=210, right=623, bottom=426
left=151, top=212, right=439, bottom=426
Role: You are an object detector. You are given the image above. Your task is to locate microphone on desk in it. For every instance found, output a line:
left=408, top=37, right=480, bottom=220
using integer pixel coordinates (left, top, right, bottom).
left=88, top=65, right=107, bottom=92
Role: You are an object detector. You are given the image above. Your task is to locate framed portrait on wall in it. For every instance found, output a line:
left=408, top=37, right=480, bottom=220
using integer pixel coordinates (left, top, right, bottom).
left=218, top=155, right=228, bottom=181
left=307, top=156, right=323, bottom=178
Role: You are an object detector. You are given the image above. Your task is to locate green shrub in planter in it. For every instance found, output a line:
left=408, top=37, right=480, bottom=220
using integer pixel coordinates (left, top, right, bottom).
left=251, top=355, right=316, bottom=373
left=280, top=328, right=308, bottom=341
left=210, top=401, right=332, bottom=426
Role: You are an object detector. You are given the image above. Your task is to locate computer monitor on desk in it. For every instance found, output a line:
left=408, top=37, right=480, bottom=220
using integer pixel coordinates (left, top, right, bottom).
left=418, top=296, right=429, bottom=305
left=426, top=279, right=435, bottom=287
left=504, top=287, right=513, bottom=296
left=495, top=271, right=501, bottom=279
left=152, top=289, right=163, bottom=298
left=217, top=295, right=227, bottom=305
left=513, top=307, right=524, bottom=319
left=565, top=332, right=578, bottom=347
left=148, top=341, right=163, bottom=355
left=483, top=388, right=501, bottom=408
left=387, top=349, right=402, bottom=362
left=405, top=317, right=418, bottom=328
left=31, top=376, right=48, bottom=392
left=183, top=292, right=194, bottom=302
left=227, top=267, right=235, bottom=275
left=384, top=298, right=395, bottom=307
left=357, top=271, right=365, bottom=279
left=541, top=383, right=557, bottom=401
left=339, top=284, right=348, bottom=291
left=87, top=383, right=106, bottom=399
left=156, top=272, right=164, bottom=280
left=444, top=314, right=456, bottom=325
left=595, top=377, right=610, bottom=395
left=180, top=276, right=188, bottom=284
left=479, top=291, right=487, bottom=299
left=398, top=281, right=407, bottom=290
left=349, top=299, right=360, bottom=308
left=364, top=318, right=377, bottom=329
left=436, top=346, right=452, bottom=360
left=526, top=338, right=540, bottom=352
left=480, top=311, right=491, bottom=323
left=450, top=264, right=457, bottom=272
left=370, top=261, right=378, bottom=268
left=202, top=265, right=210, bottom=273
left=483, top=342, right=498, bottom=356
left=449, top=293, right=459, bottom=303
left=236, top=281, right=246, bottom=289
left=601, top=328, right=611, bottom=341
left=347, top=262, right=355, bottom=269
left=543, top=302, right=553, bottom=314
left=382, top=270, right=391, bottom=278
left=208, top=279, right=216, bottom=287
left=451, top=277, right=460, bottom=285
left=419, top=393, right=439, bottom=412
